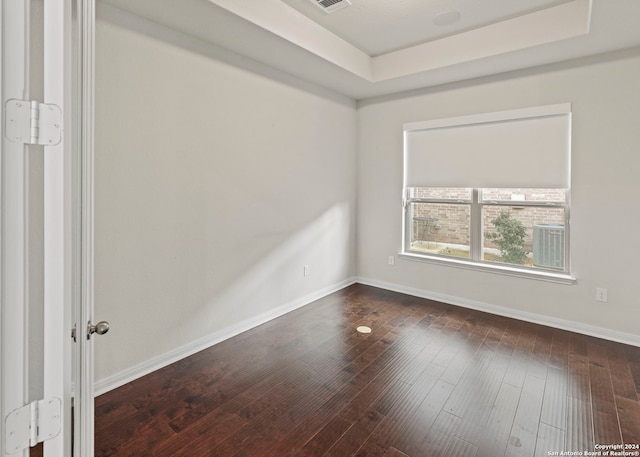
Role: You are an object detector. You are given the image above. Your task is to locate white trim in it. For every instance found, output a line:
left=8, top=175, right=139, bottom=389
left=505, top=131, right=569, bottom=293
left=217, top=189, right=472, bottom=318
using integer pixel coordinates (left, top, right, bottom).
left=94, top=274, right=640, bottom=397
left=77, top=1, right=96, bottom=456
left=43, top=0, right=74, bottom=455
left=356, top=277, right=640, bottom=348
left=398, top=252, right=576, bottom=285
left=94, top=277, right=357, bottom=396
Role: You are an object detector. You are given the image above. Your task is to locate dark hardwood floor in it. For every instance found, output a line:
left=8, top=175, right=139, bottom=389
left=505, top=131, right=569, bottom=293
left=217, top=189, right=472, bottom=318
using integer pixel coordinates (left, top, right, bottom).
left=92, top=284, right=640, bottom=456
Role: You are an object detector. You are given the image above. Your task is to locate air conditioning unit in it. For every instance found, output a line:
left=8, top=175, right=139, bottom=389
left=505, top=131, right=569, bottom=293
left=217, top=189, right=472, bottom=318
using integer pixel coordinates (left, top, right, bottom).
left=533, top=224, right=565, bottom=270
left=309, top=0, right=352, bottom=13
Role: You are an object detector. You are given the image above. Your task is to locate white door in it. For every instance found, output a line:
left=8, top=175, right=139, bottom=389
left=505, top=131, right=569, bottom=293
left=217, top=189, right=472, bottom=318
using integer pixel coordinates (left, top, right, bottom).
left=1, top=0, right=93, bottom=456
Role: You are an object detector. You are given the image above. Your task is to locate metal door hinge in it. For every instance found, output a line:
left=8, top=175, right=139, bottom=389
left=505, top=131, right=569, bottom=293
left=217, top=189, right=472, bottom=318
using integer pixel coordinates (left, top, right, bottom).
left=4, top=398, right=61, bottom=454
left=5, top=99, right=62, bottom=145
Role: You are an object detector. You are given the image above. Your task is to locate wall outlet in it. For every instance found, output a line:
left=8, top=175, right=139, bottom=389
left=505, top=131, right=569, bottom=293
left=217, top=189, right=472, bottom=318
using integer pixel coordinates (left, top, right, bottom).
left=388, top=255, right=395, bottom=266
left=595, top=287, right=608, bottom=303
left=303, top=264, right=310, bottom=277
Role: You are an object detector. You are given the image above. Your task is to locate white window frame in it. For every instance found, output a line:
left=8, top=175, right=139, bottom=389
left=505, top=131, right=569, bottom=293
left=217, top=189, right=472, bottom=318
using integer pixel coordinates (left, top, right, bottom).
left=400, top=104, right=575, bottom=284
left=402, top=188, right=574, bottom=284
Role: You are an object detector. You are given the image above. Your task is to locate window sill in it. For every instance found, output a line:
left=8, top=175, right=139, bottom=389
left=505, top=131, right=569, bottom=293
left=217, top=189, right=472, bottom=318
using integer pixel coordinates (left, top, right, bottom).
left=399, top=252, right=576, bottom=285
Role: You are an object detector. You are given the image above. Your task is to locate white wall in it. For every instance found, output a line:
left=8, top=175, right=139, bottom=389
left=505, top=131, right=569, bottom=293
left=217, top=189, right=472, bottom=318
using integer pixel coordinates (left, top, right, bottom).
left=357, top=49, right=640, bottom=344
left=94, top=2, right=640, bottom=390
left=94, top=6, right=357, bottom=388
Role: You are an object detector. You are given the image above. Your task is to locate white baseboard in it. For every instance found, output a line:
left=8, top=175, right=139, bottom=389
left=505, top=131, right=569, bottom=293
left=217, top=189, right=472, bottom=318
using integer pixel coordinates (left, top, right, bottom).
left=356, top=276, right=640, bottom=348
left=95, top=275, right=639, bottom=396
left=94, top=277, right=357, bottom=396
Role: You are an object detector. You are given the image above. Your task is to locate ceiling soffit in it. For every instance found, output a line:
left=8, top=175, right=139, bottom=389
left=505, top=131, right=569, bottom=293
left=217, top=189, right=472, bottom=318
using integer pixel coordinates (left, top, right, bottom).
left=207, top=0, right=592, bottom=83
left=281, top=0, right=573, bottom=57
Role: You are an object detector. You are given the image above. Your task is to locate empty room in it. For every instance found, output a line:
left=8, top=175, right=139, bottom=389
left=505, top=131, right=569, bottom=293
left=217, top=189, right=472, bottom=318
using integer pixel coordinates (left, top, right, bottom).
left=2, top=0, right=640, bottom=456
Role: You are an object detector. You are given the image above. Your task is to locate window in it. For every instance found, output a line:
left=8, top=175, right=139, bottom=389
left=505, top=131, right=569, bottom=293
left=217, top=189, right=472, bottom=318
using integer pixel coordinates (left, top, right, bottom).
left=402, top=104, right=572, bottom=279
left=406, top=187, right=568, bottom=270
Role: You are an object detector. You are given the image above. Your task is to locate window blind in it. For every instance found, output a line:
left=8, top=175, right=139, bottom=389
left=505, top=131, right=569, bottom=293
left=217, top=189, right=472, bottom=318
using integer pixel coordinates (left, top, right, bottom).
left=404, top=104, right=571, bottom=189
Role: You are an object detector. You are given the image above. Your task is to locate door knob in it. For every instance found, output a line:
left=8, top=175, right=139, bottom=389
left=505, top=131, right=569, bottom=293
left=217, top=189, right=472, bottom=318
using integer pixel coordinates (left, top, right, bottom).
left=87, top=320, right=110, bottom=339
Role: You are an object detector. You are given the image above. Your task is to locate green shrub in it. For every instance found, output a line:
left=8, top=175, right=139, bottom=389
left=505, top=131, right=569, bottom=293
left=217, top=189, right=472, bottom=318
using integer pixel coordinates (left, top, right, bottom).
left=485, top=211, right=529, bottom=264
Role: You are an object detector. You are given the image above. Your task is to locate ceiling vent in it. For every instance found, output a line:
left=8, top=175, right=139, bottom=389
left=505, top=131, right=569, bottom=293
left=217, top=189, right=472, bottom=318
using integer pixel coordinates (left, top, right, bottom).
left=310, top=0, right=352, bottom=14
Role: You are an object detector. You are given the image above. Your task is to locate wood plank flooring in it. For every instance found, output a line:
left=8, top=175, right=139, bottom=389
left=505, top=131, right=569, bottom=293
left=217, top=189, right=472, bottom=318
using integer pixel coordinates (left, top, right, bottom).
left=91, top=284, right=640, bottom=456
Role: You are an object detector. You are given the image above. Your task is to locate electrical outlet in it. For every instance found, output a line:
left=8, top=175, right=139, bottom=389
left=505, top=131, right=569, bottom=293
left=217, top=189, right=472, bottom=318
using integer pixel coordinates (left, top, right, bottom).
left=303, top=264, right=310, bottom=277
left=388, top=255, right=395, bottom=266
left=595, top=287, right=608, bottom=303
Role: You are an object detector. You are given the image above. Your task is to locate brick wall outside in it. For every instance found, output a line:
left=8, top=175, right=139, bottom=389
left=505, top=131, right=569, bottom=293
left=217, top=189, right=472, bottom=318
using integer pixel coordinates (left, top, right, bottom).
left=411, top=188, right=566, bottom=251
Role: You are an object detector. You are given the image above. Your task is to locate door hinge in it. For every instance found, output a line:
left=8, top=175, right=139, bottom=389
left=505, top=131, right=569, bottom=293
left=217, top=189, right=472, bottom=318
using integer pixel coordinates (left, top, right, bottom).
left=5, top=99, right=62, bottom=146
left=4, top=398, right=62, bottom=454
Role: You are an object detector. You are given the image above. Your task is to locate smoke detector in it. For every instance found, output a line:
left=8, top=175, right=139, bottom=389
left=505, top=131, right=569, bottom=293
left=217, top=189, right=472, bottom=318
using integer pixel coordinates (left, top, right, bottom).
left=309, top=0, right=352, bottom=14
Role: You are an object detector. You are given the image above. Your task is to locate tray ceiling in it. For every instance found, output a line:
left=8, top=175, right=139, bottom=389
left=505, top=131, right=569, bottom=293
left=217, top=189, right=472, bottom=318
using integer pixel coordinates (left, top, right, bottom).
left=99, top=0, right=640, bottom=99
left=281, top=0, right=574, bottom=56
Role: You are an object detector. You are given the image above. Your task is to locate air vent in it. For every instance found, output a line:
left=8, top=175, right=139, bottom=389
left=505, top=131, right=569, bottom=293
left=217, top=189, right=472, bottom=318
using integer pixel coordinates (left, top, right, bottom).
left=310, top=0, right=352, bottom=14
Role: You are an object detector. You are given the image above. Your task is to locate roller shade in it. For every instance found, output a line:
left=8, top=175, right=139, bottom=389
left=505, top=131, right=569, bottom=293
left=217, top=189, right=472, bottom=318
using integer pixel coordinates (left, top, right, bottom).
left=404, top=104, right=571, bottom=189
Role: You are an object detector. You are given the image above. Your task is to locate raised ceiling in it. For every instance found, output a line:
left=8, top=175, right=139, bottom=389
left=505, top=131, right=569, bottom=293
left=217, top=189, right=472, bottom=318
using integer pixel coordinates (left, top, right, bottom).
left=280, top=0, right=573, bottom=56
left=99, top=0, right=640, bottom=99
